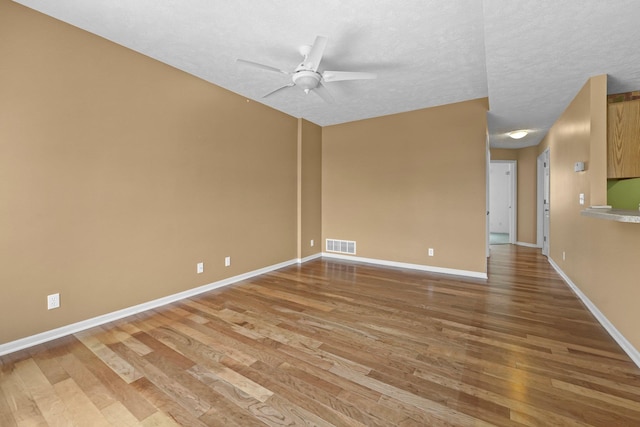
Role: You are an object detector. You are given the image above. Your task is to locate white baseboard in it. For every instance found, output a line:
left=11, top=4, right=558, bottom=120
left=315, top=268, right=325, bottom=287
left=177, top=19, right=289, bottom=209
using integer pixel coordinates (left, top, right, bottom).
left=297, top=253, right=322, bottom=264
left=321, top=252, right=488, bottom=279
left=0, top=258, right=301, bottom=357
left=516, top=241, right=541, bottom=248
left=548, top=257, right=640, bottom=369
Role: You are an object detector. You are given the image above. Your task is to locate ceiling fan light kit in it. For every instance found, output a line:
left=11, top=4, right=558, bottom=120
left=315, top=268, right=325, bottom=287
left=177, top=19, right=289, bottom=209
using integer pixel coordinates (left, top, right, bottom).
left=237, top=35, right=377, bottom=102
left=292, top=70, right=321, bottom=93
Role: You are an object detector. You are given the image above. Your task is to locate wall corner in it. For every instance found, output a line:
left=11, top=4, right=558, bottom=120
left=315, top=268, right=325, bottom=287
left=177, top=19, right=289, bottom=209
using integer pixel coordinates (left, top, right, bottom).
left=589, top=74, right=608, bottom=206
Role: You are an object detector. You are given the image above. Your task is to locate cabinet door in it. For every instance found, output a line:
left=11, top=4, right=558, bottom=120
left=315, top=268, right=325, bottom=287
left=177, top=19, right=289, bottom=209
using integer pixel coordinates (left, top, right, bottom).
left=608, top=100, right=640, bottom=178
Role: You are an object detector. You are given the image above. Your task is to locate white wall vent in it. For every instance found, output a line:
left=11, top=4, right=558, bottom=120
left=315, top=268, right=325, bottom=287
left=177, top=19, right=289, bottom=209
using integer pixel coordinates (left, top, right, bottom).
left=326, top=239, right=356, bottom=254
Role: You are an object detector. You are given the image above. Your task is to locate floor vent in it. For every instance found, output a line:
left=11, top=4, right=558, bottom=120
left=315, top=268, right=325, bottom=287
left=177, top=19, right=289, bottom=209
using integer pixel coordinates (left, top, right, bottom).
left=326, top=239, right=356, bottom=255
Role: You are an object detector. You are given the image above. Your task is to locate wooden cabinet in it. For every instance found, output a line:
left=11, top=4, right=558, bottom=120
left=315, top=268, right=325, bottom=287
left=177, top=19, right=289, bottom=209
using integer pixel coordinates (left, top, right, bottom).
left=608, top=100, right=640, bottom=178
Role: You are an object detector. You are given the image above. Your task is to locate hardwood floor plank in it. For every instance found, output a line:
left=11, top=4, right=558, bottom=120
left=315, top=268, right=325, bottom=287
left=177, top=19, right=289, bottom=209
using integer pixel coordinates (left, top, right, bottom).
left=65, top=336, right=157, bottom=421
left=240, top=283, right=337, bottom=312
left=56, top=351, right=118, bottom=411
left=367, top=367, right=513, bottom=426
left=228, top=359, right=365, bottom=427
left=188, top=363, right=311, bottom=427
left=0, top=378, right=19, bottom=427
left=74, top=330, right=143, bottom=384
left=551, top=378, right=640, bottom=414
left=196, top=394, right=267, bottom=427
left=29, top=342, right=71, bottom=387
left=12, top=358, right=72, bottom=427
left=110, top=342, right=211, bottom=418
left=251, top=360, right=392, bottom=426
left=130, top=377, right=208, bottom=427
left=330, top=362, right=497, bottom=427
left=189, top=356, right=273, bottom=404
left=265, top=393, right=355, bottom=427
left=53, top=377, right=111, bottom=427
left=139, top=323, right=275, bottom=404
left=165, top=319, right=258, bottom=366
left=101, top=401, right=143, bottom=427
left=411, top=363, right=599, bottom=427
left=139, top=411, right=182, bottom=427
left=0, top=361, right=49, bottom=426
left=377, top=393, right=495, bottom=427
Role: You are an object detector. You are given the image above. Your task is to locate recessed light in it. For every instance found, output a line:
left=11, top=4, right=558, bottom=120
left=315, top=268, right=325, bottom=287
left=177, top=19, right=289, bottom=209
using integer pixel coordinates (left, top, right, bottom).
left=507, top=130, right=528, bottom=139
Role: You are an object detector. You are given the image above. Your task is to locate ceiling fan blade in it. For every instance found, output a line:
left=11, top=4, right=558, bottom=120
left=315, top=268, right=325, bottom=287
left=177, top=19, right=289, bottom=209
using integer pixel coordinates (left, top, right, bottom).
left=263, top=83, right=295, bottom=98
left=312, top=82, right=335, bottom=103
left=302, top=35, right=328, bottom=71
left=237, top=59, right=289, bottom=75
left=322, top=71, right=377, bottom=82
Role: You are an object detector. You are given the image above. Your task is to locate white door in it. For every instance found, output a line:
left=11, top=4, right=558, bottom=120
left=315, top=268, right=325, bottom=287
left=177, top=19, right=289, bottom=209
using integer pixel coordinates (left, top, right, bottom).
left=489, top=161, right=517, bottom=244
left=538, top=149, right=550, bottom=256
left=490, top=163, right=511, bottom=234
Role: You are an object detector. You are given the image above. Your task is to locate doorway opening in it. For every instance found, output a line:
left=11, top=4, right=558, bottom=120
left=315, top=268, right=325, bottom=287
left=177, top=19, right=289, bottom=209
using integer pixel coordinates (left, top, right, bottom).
left=489, top=161, right=517, bottom=245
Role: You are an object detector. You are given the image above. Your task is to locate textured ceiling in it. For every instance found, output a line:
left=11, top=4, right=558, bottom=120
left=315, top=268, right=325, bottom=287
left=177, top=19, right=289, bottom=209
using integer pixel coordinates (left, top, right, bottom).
left=12, top=0, right=640, bottom=148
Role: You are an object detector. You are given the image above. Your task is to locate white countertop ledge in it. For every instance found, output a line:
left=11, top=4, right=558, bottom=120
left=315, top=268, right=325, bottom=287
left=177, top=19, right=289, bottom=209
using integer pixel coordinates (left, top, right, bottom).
left=581, top=208, right=640, bottom=223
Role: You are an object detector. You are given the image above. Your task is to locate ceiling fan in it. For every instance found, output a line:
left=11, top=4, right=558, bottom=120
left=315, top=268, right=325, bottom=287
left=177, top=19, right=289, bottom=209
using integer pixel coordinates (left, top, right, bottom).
left=237, top=36, right=377, bottom=103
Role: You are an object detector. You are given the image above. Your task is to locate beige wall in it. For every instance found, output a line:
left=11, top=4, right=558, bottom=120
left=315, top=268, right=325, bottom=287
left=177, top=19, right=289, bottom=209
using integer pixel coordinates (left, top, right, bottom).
left=490, top=149, right=518, bottom=161
left=490, top=147, right=538, bottom=245
left=298, top=119, right=322, bottom=259
left=515, top=146, right=538, bottom=244
left=0, top=1, right=302, bottom=344
left=322, top=99, right=489, bottom=275
left=545, top=75, right=640, bottom=351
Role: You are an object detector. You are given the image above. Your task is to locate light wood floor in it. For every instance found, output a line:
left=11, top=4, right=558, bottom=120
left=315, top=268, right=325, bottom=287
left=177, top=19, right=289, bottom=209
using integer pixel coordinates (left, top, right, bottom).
left=2, top=245, right=640, bottom=426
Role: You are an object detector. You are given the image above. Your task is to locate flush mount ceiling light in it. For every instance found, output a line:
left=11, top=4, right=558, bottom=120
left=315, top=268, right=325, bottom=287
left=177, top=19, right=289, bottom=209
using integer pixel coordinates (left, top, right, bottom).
left=507, top=130, right=529, bottom=139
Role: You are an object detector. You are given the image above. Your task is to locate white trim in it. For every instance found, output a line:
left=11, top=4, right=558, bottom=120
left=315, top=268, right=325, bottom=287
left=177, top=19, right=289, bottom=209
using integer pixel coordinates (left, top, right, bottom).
left=0, top=258, right=300, bottom=357
left=297, top=253, right=322, bottom=264
left=322, top=252, right=488, bottom=279
left=516, top=241, right=541, bottom=248
left=548, top=257, right=640, bottom=369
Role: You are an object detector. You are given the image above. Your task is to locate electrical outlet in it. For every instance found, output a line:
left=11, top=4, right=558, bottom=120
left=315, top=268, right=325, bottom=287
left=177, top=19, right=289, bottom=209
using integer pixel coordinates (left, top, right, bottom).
left=579, top=193, right=585, bottom=205
left=562, top=251, right=566, bottom=261
left=428, top=248, right=434, bottom=257
left=310, top=239, right=314, bottom=247
left=225, top=256, right=231, bottom=267
left=47, top=293, right=60, bottom=310
left=196, top=262, right=204, bottom=274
